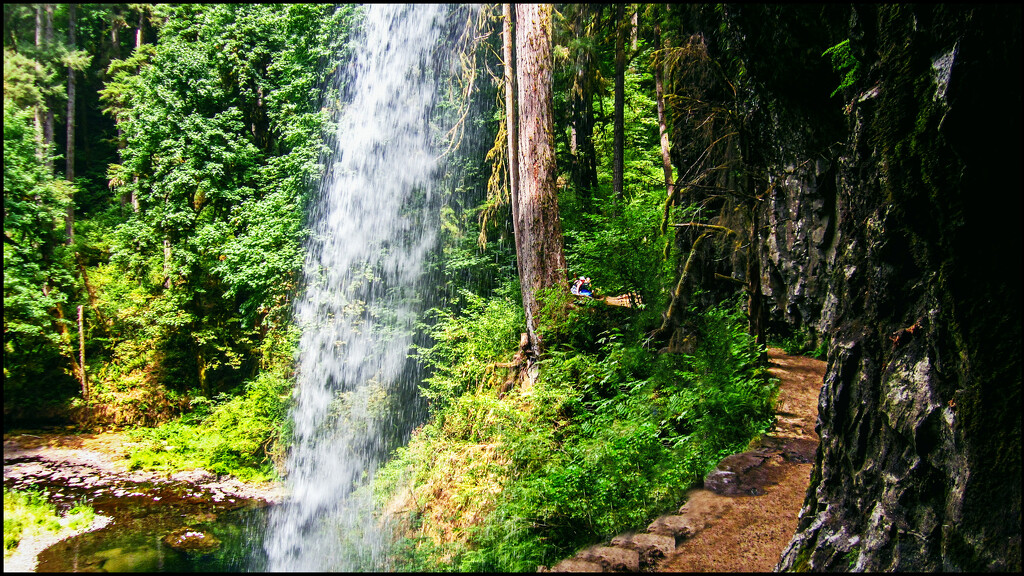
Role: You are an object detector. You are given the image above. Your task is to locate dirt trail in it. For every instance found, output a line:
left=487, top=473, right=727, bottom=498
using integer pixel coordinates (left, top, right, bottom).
left=545, top=348, right=826, bottom=572
left=657, top=348, right=825, bottom=572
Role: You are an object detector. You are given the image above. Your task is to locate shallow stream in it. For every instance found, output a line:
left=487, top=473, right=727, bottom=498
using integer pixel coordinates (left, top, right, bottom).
left=5, top=454, right=272, bottom=572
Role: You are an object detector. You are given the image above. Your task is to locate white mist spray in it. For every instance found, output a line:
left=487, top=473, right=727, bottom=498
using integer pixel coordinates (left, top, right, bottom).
left=264, top=4, right=461, bottom=570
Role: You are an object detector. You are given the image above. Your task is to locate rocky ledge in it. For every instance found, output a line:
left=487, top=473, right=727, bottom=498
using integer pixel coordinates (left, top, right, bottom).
left=3, top=433, right=285, bottom=504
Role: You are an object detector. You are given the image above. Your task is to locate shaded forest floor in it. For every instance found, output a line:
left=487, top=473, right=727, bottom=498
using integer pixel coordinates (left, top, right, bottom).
left=545, top=348, right=826, bottom=572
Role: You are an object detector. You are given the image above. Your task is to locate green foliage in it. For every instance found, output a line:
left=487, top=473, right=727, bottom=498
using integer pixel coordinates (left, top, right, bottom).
left=125, top=371, right=292, bottom=481
left=379, top=296, right=776, bottom=571
left=774, top=326, right=828, bottom=360
left=563, top=191, right=672, bottom=309
left=416, top=286, right=524, bottom=409
left=3, top=93, right=80, bottom=409
left=5, top=4, right=363, bottom=427
left=91, top=3, right=358, bottom=402
left=3, top=488, right=60, bottom=556
left=822, top=39, right=862, bottom=97
left=3, top=47, right=57, bottom=110
left=3, top=488, right=97, bottom=558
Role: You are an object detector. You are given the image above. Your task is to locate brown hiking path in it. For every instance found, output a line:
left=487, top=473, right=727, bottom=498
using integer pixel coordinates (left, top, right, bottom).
left=656, top=348, right=825, bottom=572
left=544, top=347, right=826, bottom=572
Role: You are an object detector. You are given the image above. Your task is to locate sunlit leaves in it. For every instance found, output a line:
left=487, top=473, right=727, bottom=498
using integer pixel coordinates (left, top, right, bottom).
left=97, top=4, right=357, bottom=394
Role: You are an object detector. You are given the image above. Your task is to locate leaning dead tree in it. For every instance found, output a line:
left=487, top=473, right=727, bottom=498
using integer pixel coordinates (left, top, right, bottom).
left=650, top=31, right=768, bottom=357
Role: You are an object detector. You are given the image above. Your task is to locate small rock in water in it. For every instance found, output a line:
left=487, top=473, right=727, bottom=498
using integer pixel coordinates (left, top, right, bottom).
left=163, top=527, right=222, bottom=552
left=93, top=547, right=124, bottom=560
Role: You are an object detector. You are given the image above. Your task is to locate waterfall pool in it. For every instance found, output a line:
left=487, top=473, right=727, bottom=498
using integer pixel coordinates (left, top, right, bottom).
left=5, top=444, right=278, bottom=572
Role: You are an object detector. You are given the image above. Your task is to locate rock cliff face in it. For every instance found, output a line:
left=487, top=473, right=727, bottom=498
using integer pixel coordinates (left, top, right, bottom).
left=659, top=5, right=1018, bottom=569
left=760, top=158, right=838, bottom=345
left=776, top=5, right=1021, bottom=571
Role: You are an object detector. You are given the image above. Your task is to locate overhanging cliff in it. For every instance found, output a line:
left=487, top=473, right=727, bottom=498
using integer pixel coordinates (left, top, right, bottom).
left=659, top=4, right=1020, bottom=570
left=775, top=5, right=1021, bottom=571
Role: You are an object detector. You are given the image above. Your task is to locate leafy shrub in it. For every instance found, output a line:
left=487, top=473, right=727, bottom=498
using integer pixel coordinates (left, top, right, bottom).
left=379, top=296, right=777, bottom=571
left=415, top=287, right=523, bottom=410
left=775, top=325, right=828, bottom=360
left=563, top=191, right=672, bottom=308
left=822, top=38, right=862, bottom=97
left=3, top=489, right=60, bottom=556
left=126, top=371, right=292, bottom=481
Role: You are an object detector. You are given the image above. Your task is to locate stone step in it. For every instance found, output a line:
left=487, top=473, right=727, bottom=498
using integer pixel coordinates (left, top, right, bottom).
left=646, top=514, right=702, bottom=545
left=574, top=545, right=640, bottom=572
left=609, top=532, right=676, bottom=567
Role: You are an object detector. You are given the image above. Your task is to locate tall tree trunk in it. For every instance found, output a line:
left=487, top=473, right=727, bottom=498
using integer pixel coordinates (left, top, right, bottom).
left=197, top=349, right=208, bottom=397
left=570, top=90, right=597, bottom=213
left=33, top=6, right=45, bottom=165
left=76, top=252, right=108, bottom=331
left=503, top=3, right=520, bottom=215
left=130, top=9, right=146, bottom=212
left=77, top=305, right=88, bottom=399
left=612, top=3, right=626, bottom=208
left=653, top=22, right=675, bottom=205
left=630, top=7, right=638, bottom=51
left=43, top=4, right=55, bottom=175
left=65, top=4, right=77, bottom=245
left=566, top=6, right=598, bottom=214
left=132, top=176, right=140, bottom=212
left=513, top=3, right=567, bottom=358
left=136, top=8, right=145, bottom=49
left=43, top=283, right=84, bottom=393
left=746, top=201, right=767, bottom=362
left=110, top=8, right=122, bottom=61
left=579, top=92, right=598, bottom=204
left=163, top=237, right=172, bottom=288
left=502, top=3, right=523, bottom=284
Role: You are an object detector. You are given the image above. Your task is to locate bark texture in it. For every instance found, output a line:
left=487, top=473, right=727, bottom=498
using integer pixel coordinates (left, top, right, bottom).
left=65, top=3, right=77, bottom=245
left=503, top=4, right=522, bottom=281
left=611, top=3, right=626, bottom=206
left=513, top=3, right=567, bottom=357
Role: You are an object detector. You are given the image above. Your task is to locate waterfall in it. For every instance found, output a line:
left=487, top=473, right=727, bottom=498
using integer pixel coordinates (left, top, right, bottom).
left=263, top=4, right=469, bottom=570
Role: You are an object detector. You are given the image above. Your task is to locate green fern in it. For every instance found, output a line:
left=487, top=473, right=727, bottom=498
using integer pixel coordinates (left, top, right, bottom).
left=823, top=39, right=861, bottom=97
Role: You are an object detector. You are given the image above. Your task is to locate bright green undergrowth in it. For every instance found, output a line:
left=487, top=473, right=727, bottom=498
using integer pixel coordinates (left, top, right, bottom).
left=773, top=325, right=828, bottom=360
left=124, top=371, right=291, bottom=482
left=377, top=293, right=777, bottom=571
left=3, top=488, right=96, bottom=558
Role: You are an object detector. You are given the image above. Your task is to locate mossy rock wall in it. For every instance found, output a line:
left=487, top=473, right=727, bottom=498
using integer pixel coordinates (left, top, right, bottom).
left=777, top=5, right=1021, bottom=571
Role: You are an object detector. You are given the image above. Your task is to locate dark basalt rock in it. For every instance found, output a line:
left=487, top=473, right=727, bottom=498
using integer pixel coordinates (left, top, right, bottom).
left=704, top=452, right=769, bottom=496
left=609, top=532, right=676, bottom=567
left=760, top=158, right=838, bottom=342
left=776, top=5, right=1021, bottom=572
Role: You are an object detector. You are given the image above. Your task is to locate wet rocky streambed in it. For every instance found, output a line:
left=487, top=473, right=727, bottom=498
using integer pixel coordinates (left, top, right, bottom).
left=4, top=433, right=282, bottom=572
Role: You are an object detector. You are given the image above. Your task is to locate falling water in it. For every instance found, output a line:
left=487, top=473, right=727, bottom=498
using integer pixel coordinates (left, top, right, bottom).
left=263, top=4, right=470, bottom=570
